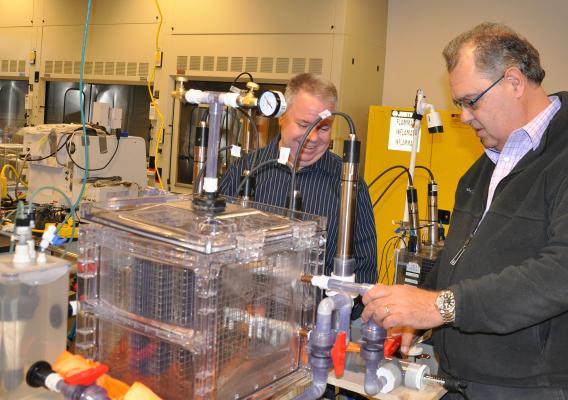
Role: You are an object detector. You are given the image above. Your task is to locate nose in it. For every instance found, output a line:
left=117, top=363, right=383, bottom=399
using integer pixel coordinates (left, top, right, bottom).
left=306, top=126, right=319, bottom=142
left=460, top=107, right=474, bottom=125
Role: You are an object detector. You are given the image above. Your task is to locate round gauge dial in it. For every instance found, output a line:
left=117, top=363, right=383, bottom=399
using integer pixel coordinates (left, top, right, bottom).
left=258, top=90, right=287, bottom=118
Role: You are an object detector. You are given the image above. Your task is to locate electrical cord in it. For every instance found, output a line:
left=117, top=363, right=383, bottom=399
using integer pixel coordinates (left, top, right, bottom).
left=22, top=131, right=74, bottom=163
left=289, top=110, right=356, bottom=210
left=235, top=107, right=261, bottom=172
left=147, top=0, right=165, bottom=189
left=192, top=165, right=205, bottom=194
left=368, top=165, right=412, bottom=190
left=415, top=165, right=434, bottom=180
left=372, top=169, right=407, bottom=209
left=218, top=145, right=232, bottom=153
left=64, top=132, right=121, bottom=171
left=1, top=164, right=28, bottom=189
left=378, top=235, right=399, bottom=284
left=442, top=377, right=470, bottom=400
left=200, top=107, right=209, bottom=123
left=13, top=150, right=30, bottom=202
left=185, top=105, right=199, bottom=165
left=226, top=108, right=239, bottom=170
left=235, top=158, right=280, bottom=195
left=55, top=132, right=73, bottom=167
left=231, top=71, right=254, bottom=85
left=234, top=117, right=244, bottom=149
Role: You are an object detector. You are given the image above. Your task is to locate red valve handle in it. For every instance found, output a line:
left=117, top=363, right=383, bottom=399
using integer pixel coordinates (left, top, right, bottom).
left=64, top=364, right=109, bottom=386
left=383, top=335, right=402, bottom=358
left=330, top=331, right=347, bottom=378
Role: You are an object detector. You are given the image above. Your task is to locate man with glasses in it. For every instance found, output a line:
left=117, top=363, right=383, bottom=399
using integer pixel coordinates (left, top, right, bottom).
left=362, top=22, right=568, bottom=399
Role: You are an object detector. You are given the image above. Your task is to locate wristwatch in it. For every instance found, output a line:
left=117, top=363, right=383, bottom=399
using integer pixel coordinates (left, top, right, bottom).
left=435, top=290, right=456, bottom=324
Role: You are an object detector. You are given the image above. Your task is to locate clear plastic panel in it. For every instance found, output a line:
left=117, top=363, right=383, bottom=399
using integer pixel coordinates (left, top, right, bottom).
left=77, top=195, right=325, bottom=399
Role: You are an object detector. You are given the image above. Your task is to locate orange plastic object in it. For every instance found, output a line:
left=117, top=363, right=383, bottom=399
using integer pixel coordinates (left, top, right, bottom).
left=53, top=351, right=99, bottom=377
left=96, top=374, right=130, bottom=399
left=330, top=331, right=347, bottom=378
left=346, top=341, right=360, bottom=353
left=65, top=364, right=109, bottom=386
left=384, top=335, right=402, bottom=358
left=124, top=382, right=162, bottom=400
left=52, top=351, right=162, bottom=399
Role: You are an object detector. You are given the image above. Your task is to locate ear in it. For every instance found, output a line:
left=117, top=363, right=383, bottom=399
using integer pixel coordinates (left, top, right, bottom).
left=505, top=67, right=526, bottom=98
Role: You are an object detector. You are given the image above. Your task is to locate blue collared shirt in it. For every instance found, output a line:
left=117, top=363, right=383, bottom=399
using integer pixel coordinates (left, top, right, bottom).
left=484, top=96, right=560, bottom=213
left=219, top=137, right=378, bottom=284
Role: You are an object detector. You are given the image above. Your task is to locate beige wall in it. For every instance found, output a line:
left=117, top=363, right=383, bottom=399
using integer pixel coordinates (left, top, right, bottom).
left=382, top=0, right=568, bottom=109
left=0, top=0, right=387, bottom=189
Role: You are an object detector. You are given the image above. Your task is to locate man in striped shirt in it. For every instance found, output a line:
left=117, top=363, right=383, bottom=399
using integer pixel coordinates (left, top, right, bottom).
left=219, top=73, right=377, bottom=285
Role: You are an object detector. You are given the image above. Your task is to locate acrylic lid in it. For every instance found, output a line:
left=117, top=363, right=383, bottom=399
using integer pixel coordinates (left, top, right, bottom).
left=81, top=195, right=324, bottom=254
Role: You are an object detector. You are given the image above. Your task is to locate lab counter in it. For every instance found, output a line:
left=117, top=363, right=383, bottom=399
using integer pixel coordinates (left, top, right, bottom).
left=329, top=369, right=446, bottom=400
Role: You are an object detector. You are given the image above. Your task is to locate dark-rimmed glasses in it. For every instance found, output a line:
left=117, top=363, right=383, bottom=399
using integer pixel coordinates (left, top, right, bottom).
left=453, top=75, right=505, bottom=110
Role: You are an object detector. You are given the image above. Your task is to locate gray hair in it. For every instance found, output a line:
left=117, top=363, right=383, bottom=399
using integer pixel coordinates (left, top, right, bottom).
left=284, top=73, right=338, bottom=109
left=442, top=22, right=545, bottom=84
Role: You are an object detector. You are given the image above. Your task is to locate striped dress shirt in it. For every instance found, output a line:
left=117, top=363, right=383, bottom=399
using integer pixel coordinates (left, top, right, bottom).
left=484, top=96, right=560, bottom=213
left=219, top=137, right=378, bottom=284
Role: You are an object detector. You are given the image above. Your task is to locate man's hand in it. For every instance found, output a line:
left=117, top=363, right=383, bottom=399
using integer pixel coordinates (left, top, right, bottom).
left=362, top=283, right=444, bottom=330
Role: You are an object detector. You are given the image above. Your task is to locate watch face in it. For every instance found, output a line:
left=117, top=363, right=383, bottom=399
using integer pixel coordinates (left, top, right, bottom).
left=437, top=291, right=455, bottom=311
left=436, top=295, right=444, bottom=309
left=444, top=294, right=456, bottom=311
left=436, top=290, right=455, bottom=324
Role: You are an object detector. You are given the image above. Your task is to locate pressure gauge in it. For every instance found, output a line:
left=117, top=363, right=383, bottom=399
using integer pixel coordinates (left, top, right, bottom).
left=258, top=90, right=287, bottom=118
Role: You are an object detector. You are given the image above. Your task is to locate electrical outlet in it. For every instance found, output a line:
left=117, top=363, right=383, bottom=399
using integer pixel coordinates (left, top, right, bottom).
left=154, top=50, right=163, bottom=68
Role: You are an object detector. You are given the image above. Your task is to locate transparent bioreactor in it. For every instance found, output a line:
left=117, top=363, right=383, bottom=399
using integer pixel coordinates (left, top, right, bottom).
left=76, top=195, right=325, bottom=400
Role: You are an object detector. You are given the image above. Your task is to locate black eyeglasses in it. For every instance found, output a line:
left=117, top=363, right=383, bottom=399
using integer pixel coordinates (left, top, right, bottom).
left=453, top=75, right=505, bottom=110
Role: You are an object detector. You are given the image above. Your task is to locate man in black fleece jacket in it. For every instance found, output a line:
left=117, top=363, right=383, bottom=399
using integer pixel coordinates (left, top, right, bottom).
left=362, top=22, right=568, bottom=399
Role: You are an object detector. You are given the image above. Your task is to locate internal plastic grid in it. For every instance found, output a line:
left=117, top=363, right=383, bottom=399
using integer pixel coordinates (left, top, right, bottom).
left=98, top=320, right=194, bottom=400
left=214, top=254, right=303, bottom=399
left=96, top=236, right=201, bottom=331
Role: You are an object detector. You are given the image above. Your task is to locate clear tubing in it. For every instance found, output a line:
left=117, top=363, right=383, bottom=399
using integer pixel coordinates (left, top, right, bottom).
left=327, top=278, right=374, bottom=297
left=336, top=296, right=353, bottom=343
left=205, top=99, right=223, bottom=187
left=314, top=297, right=334, bottom=333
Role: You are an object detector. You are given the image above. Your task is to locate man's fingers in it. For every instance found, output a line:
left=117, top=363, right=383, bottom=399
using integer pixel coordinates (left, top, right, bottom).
left=400, top=330, right=416, bottom=355
left=362, top=284, right=390, bottom=304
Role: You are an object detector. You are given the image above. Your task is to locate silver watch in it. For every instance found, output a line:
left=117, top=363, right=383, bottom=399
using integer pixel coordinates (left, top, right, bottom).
left=435, top=290, right=456, bottom=324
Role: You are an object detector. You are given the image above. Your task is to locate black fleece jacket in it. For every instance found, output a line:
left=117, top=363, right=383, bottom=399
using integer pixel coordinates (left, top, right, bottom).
left=428, top=92, right=568, bottom=387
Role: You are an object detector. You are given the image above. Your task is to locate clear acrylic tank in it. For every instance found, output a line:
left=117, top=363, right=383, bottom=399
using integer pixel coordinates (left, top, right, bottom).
left=76, top=195, right=325, bottom=400
left=0, top=254, right=70, bottom=399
